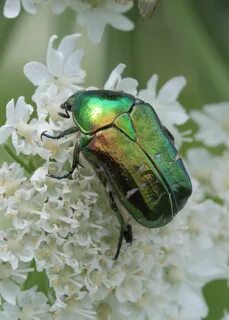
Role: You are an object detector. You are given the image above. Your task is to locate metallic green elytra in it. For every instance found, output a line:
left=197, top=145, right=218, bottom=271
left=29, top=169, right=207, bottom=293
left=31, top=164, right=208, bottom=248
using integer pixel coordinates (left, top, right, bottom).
left=41, top=90, right=192, bottom=260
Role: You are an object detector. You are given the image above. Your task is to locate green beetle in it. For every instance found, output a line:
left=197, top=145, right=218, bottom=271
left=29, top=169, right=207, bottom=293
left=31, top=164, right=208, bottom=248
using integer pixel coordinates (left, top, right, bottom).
left=41, top=90, right=192, bottom=259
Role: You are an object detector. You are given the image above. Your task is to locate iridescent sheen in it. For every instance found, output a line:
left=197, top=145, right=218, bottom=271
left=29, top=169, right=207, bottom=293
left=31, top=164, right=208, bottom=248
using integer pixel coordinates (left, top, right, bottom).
left=131, top=103, right=192, bottom=213
left=71, top=90, right=135, bottom=133
left=82, top=127, right=173, bottom=227
left=65, top=89, right=192, bottom=228
left=41, top=90, right=191, bottom=260
left=79, top=102, right=192, bottom=227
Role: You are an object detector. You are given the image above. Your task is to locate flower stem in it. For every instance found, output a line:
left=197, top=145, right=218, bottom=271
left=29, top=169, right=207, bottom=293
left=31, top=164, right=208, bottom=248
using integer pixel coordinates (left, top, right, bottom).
left=4, top=144, right=33, bottom=174
left=0, top=14, right=22, bottom=68
left=165, top=1, right=229, bottom=100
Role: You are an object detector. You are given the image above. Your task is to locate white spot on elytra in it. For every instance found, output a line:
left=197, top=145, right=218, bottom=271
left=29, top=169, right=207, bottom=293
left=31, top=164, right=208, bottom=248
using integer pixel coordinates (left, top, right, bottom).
left=126, top=188, right=139, bottom=199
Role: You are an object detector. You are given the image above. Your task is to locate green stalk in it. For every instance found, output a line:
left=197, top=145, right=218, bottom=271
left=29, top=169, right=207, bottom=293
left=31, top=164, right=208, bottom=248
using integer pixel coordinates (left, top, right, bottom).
left=0, top=14, right=23, bottom=67
left=4, top=144, right=33, bottom=174
left=165, top=1, right=229, bottom=100
left=53, top=9, right=76, bottom=39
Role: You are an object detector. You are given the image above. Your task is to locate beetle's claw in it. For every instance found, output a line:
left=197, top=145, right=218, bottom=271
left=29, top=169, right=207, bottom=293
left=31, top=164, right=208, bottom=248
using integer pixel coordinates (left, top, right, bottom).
left=46, top=171, right=72, bottom=180
left=40, top=131, right=48, bottom=141
left=41, top=131, right=58, bottom=141
left=123, top=224, right=133, bottom=244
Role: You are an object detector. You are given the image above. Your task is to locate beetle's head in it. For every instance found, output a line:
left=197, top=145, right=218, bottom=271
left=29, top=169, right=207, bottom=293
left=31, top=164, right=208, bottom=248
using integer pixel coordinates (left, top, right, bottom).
left=58, top=91, right=85, bottom=119
left=58, top=95, right=75, bottom=119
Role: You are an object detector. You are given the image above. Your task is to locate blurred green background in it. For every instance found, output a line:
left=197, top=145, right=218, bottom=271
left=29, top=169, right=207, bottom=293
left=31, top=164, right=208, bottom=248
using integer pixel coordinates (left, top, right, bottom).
left=0, top=0, right=228, bottom=319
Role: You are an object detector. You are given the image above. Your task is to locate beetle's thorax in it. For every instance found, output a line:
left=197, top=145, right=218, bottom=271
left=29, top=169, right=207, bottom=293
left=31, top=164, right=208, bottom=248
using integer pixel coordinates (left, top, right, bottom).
left=72, top=90, right=135, bottom=134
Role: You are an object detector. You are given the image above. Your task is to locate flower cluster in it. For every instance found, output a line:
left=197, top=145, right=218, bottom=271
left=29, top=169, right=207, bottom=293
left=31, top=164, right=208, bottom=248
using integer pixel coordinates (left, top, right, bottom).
left=3, top=0, right=134, bottom=43
left=0, top=34, right=228, bottom=320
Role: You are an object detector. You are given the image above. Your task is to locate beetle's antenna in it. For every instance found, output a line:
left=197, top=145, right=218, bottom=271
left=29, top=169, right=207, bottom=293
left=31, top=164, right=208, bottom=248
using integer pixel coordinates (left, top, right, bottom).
left=58, top=101, right=72, bottom=118
left=58, top=110, right=70, bottom=119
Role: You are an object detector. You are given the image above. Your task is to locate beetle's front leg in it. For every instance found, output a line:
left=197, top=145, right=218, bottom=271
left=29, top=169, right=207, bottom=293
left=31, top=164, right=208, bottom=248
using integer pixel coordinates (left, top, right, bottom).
left=48, top=139, right=83, bottom=180
left=41, top=127, right=78, bottom=141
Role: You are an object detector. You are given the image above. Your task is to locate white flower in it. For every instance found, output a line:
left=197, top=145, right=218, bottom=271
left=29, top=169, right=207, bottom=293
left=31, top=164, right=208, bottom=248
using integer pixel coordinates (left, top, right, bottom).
left=3, top=0, right=134, bottom=43
left=0, top=97, right=33, bottom=145
left=51, top=294, right=96, bottom=320
left=211, top=151, right=229, bottom=201
left=0, top=287, right=52, bottom=320
left=3, top=0, right=67, bottom=18
left=191, top=102, right=229, bottom=147
left=186, top=147, right=217, bottom=195
left=104, top=63, right=138, bottom=95
left=3, top=0, right=40, bottom=18
left=0, top=229, right=37, bottom=270
left=0, top=97, right=52, bottom=158
left=76, top=0, right=134, bottom=44
left=73, top=0, right=134, bottom=43
left=50, top=0, right=67, bottom=15
left=0, top=162, right=26, bottom=197
left=0, top=262, right=33, bottom=305
left=0, top=33, right=228, bottom=320
left=24, top=33, right=86, bottom=120
left=186, top=148, right=229, bottom=201
left=0, top=278, right=20, bottom=306
left=139, top=74, right=189, bottom=126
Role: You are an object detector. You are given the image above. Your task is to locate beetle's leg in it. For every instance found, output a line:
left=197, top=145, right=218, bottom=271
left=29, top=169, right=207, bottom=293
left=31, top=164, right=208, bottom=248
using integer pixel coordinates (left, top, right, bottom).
left=41, top=127, right=78, bottom=141
left=109, top=192, right=133, bottom=260
left=48, top=139, right=83, bottom=180
left=113, top=223, right=133, bottom=261
left=113, top=227, right=124, bottom=261
left=123, top=224, right=133, bottom=244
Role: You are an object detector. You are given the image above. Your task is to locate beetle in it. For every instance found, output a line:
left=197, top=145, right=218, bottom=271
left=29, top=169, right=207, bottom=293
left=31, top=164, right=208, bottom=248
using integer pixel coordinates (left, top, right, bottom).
left=41, top=90, right=192, bottom=260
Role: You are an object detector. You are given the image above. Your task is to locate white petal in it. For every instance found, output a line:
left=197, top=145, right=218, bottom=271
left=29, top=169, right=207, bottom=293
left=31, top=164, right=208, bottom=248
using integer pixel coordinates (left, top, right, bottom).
left=3, top=0, right=21, bottom=18
left=178, top=285, right=208, bottom=319
left=187, top=248, right=228, bottom=281
left=0, top=280, right=19, bottom=305
left=87, top=17, right=106, bottom=44
left=21, top=0, right=37, bottom=15
left=15, top=96, right=33, bottom=122
left=108, top=13, right=134, bottom=31
left=58, top=34, right=81, bottom=61
left=5, top=99, right=15, bottom=123
left=157, top=76, right=186, bottom=103
left=106, top=1, right=133, bottom=14
left=104, top=63, right=126, bottom=90
left=51, top=0, right=67, bottom=14
left=64, top=49, right=85, bottom=78
left=0, top=125, right=13, bottom=144
left=47, top=35, right=64, bottom=76
left=155, top=103, right=188, bottom=126
left=205, top=102, right=229, bottom=122
left=116, top=277, right=143, bottom=302
left=147, top=74, right=158, bottom=95
left=138, top=75, right=158, bottom=102
left=116, top=78, right=138, bottom=95
left=31, top=166, right=47, bottom=182
left=77, top=10, right=108, bottom=44
left=24, top=62, right=51, bottom=86
left=191, top=111, right=223, bottom=146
